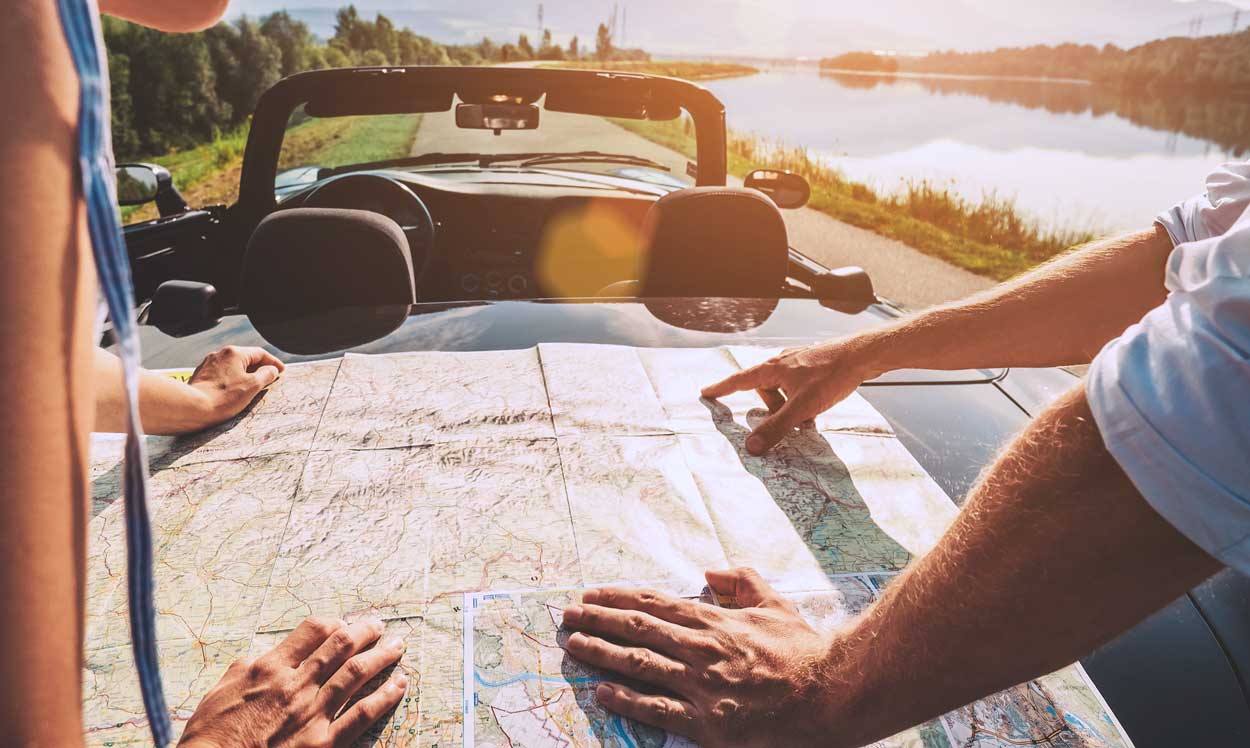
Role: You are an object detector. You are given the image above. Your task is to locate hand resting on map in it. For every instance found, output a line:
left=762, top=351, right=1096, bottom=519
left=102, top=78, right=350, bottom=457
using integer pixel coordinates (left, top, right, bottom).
left=179, top=616, right=407, bottom=748
left=94, top=345, right=285, bottom=435
left=562, top=568, right=842, bottom=748
left=702, top=337, right=877, bottom=455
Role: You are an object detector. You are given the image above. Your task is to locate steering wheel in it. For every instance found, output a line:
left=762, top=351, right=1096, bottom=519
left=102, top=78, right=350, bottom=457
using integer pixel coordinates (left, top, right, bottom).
left=303, top=173, right=436, bottom=299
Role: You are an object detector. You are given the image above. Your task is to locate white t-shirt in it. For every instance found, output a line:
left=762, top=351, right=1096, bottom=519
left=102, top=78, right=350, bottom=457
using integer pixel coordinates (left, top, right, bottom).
left=1087, top=160, right=1250, bottom=575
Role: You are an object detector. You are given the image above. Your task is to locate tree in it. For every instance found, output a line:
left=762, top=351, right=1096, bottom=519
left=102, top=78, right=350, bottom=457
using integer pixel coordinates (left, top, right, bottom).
left=259, top=11, right=316, bottom=77
left=596, top=22, right=612, bottom=62
left=108, top=18, right=228, bottom=154
left=361, top=49, right=389, bottom=67
left=478, top=37, right=498, bottom=61
left=206, top=18, right=283, bottom=127
left=499, top=42, right=520, bottom=62
left=568, top=35, right=579, bottom=60
left=517, top=33, right=534, bottom=59
left=323, top=45, right=352, bottom=69
left=370, top=14, right=400, bottom=64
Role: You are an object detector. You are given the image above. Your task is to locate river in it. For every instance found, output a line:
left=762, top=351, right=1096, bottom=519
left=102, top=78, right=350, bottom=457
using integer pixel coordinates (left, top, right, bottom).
left=704, top=68, right=1248, bottom=233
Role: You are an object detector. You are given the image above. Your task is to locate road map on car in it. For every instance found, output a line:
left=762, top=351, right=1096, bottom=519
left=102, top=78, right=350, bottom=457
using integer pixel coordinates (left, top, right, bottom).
left=82, top=344, right=1133, bottom=748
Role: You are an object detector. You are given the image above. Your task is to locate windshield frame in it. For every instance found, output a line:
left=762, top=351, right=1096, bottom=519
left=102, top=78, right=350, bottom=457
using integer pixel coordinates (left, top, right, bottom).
left=241, top=66, right=728, bottom=214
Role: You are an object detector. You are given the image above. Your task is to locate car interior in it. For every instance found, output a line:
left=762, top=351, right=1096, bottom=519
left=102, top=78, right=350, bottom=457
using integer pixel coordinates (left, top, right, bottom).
left=121, top=67, right=874, bottom=334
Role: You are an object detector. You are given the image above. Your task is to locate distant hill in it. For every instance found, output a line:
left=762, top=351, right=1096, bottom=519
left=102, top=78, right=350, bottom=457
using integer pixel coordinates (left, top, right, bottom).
left=229, top=0, right=1250, bottom=57
left=821, top=27, right=1250, bottom=94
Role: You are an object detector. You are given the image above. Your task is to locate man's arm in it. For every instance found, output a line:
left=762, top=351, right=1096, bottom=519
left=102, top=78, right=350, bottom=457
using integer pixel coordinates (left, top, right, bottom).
left=560, top=384, right=1224, bottom=748
left=705, top=226, right=1174, bottom=453
left=94, top=346, right=283, bottom=435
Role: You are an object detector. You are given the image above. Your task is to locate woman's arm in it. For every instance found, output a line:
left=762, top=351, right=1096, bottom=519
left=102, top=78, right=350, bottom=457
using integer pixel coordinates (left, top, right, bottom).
left=98, top=0, right=227, bottom=32
left=705, top=226, right=1175, bottom=453
left=94, top=346, right=284, bottom=435
left=0, top=5, right=95, bottom=746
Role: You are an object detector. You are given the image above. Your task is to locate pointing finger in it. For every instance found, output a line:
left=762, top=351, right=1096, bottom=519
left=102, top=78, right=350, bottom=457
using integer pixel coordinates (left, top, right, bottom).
left=701, top=365, right=770, bottom=400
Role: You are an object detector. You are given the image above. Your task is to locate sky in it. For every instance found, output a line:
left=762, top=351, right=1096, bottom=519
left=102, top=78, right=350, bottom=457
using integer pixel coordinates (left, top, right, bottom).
left=227, top=0, right=1250, bottom=57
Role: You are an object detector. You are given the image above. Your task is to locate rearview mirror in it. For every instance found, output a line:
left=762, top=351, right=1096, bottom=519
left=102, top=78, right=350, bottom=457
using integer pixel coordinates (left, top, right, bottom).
left=745, top=169, right=811, bottom=210
left=456, top=102, right=540, bottom=135
left=116, top=164, right=160, bottom=206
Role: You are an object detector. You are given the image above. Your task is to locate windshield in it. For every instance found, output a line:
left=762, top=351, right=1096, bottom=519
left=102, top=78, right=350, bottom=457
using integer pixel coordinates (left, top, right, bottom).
left=275, top=101, right=696, bottom=191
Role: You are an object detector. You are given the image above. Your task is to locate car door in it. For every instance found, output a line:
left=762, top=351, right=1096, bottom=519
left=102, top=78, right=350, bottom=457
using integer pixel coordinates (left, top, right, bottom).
left=117, top=163, right=221, bottom=303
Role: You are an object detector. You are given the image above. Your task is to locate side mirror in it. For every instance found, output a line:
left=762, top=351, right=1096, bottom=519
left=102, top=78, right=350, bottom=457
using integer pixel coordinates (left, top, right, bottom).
left=745, top=169, right=811, bottom=210
left=146, top=280, right=221, bottom=337
left=456, top=102, right=540, bottom=135
left=116, top=163, right=191, bottom=217
left=116, top=164, right=160, bottom=205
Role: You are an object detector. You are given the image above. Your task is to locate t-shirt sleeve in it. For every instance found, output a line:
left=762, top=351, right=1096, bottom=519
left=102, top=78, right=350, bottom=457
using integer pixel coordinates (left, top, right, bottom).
left=1156, top=160, right=1250, bottom=246
left=1087, top=206, right=1250, bottom=576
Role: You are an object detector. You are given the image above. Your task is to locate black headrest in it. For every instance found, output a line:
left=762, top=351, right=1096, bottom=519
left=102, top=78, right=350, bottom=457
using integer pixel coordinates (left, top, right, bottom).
left=243, top=208, right=414, bottom=321
left=640, top=187, right=789, bottom=298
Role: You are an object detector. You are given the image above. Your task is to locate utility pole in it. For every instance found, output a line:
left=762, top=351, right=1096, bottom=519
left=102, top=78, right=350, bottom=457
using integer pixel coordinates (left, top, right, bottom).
left=621, top=4, right=627, bottom=47
left=1234, top=9, right=1241, bottom=32
left=537, top=3, right=543, bottom=41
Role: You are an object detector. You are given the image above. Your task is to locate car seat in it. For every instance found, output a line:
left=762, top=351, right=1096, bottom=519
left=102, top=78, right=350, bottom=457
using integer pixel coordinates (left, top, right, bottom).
left=597, top=186, right=790, bottom=298
left=241, top=208, right=415, bottom=353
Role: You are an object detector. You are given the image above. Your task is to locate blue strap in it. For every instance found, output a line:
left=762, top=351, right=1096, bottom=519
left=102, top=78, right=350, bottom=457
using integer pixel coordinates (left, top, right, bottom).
left=54, top=2, right=169, bottom=745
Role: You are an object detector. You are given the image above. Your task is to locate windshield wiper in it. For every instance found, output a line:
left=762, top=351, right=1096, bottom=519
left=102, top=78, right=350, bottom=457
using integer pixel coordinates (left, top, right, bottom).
left=324, top=152, right=488, bottom=176
left=325, top=150, right=672, bottom=176
left=496, top=151, right=671, bottom=172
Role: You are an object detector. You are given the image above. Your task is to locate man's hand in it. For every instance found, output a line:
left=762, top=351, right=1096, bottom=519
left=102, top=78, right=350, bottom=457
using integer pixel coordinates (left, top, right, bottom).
left=187, top=345, right=285, bottom=427
left=702, top=338, right=878, bottom=455
left=179, top=617, right=408, bottom=748
left=562, top=568, right=839, bottom=748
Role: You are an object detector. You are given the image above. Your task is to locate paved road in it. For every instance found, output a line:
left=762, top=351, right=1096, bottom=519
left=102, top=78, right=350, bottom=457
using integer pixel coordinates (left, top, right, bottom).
left=412, top=111, right=993, bottom=309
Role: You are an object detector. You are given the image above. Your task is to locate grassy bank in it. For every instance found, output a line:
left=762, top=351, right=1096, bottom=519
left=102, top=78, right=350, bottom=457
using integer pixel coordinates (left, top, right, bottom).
left=544, top=60, right=758, bottom=81
left=122, top=113, right=421, bottom=223
left=615, top=118, right=1099, bottom=280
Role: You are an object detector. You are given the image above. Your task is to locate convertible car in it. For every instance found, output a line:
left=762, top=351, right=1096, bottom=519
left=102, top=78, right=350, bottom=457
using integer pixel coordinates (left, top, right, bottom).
left=113, top=66, right=1249, bottom=745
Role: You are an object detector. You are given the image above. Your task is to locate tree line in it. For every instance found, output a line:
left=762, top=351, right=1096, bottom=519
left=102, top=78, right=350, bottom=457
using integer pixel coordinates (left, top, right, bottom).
left=819, top=28, right=1250, bottom=93
left=105, top=5, right=648, bottom=159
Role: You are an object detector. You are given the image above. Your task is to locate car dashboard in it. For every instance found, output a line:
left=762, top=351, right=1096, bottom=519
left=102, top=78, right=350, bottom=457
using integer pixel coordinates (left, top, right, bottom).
left=277, top=169, right=663, bottom=301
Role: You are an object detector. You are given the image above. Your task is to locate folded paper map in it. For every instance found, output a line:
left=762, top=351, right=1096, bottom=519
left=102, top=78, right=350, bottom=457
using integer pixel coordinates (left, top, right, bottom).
left=83, top=345, right=1132, bottom=748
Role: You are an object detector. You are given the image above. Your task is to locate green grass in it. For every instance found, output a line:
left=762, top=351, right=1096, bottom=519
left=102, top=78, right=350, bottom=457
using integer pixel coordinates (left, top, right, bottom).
left=615, top=118, right=1100, bottom=281
left=285, top=113, right=423, bottom=170
left=543, top=60, right=759, bottom=81
left=122, top=114, right=422, bottom=224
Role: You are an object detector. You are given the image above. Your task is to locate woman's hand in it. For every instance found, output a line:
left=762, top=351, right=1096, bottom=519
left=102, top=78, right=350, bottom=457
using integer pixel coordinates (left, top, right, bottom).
left=179, top=617, right=408, bottom=748
left=701, top=336, right=884, bottom=454
left=561, top=569, right=844, bottom=748
left=187, top=345, right=285, bottom=427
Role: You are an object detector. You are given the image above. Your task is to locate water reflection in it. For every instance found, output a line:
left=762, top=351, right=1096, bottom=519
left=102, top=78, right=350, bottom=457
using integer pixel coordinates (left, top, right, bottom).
left=704, top=69, right=1240, bottom=231
left=821, top=71, right=1250, bottom=157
